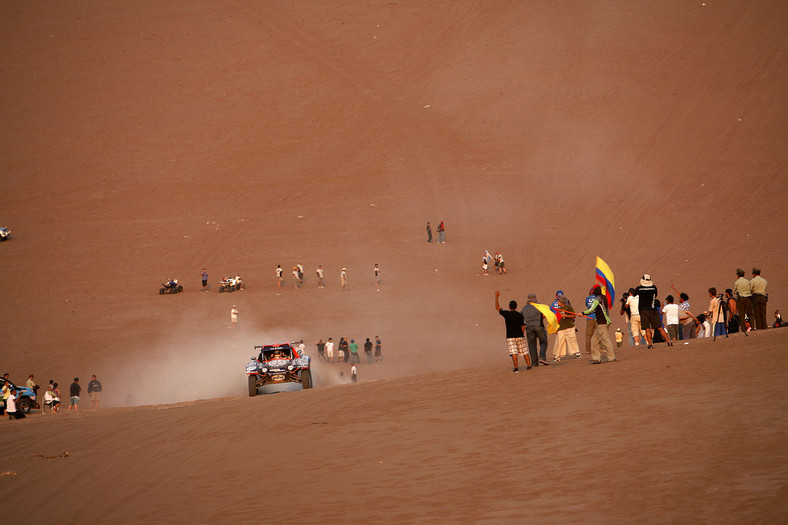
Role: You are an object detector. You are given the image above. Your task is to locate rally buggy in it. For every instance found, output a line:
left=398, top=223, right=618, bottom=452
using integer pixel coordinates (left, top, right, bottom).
left=159, top=279, right=183, bottom=294
left=246, top=343, right=312, bottom=395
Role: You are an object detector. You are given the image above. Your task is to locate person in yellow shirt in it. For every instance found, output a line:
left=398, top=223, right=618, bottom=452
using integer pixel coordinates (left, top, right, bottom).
left=750, top=268, right=768, bottom=330
left=733, top=268, right=755, bottom=331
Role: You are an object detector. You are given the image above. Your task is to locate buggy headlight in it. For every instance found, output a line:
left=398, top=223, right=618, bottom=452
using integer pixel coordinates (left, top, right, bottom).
left=287, top=365, right=294, bottom=371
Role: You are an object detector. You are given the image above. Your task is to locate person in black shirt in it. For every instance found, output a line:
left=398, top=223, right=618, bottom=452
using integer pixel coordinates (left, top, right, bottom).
left=495, top=291, right=531, bottom=373
left=67, top=377, right=81, bottom=412
left=636, top=274, right=672, bottom=349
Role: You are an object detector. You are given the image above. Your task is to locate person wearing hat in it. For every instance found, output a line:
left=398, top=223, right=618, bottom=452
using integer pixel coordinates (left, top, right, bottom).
left=733, top=268, right=754, bottom=331
left=521, top=294, right=550, bottom=366
left=615, top=328, right=624, bottom=348
left=340, top=268, right=348, bottom=291
left=750, top=268, right=768, bottom=330
left=635, top=274, right=672, bottom=349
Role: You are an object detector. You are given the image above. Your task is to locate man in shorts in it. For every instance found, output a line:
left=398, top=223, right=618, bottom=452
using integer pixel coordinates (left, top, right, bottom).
left=67, top=377, right=81, bottom=412
left=636, top=274, right=672, bottom=349
left=495, top=290, right=531, bottom=372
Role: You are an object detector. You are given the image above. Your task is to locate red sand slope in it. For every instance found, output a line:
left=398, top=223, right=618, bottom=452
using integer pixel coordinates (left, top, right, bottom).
left=1, top=1, right=786, bottom=522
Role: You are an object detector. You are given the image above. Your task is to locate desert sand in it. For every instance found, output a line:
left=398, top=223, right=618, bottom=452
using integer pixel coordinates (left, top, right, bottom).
left=1, top=1, right=786, bottom=523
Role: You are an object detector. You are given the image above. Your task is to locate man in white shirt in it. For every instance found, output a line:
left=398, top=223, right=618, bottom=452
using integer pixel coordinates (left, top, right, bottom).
left=625, top=289, right=644, bottom=346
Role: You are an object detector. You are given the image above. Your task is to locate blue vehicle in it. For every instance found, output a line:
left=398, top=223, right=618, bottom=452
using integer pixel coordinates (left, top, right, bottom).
left=246, top=343, right=312, bottom=395
left=1, top=377, right=39, bottom=414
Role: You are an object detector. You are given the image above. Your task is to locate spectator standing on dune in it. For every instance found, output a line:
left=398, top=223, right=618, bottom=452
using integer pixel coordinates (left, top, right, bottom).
left=364, top=338, right=374, bottom=364
left=325, top=338, right=335, bottom=363
left=231, top=305, right=238, bottom=329
left=374, top=336, right=382, bottom=361
left=292, top=266, right=300, bottom=288
left=88, top=374, right=102, bottom=409
left=708, top=288, right=727, bottom=337
left=339, top=338, right=349, bottom=363
left=351, top=364, right=358, bottom=383
left=426, top=222, right=432, bottom=243
left=437, top=221, right=446, bottom=243
left=750, top=268, right=768, bottom=330
left=522, top=294, right=549, bottom=366
left=202, top=268, right=209, bottom=292
left=582, top=285, right=616, bottom=364
left=349, top=339, right=360, bottom=364
left=276, top=265, right=283, bottom=288
left=553, top=295, right=581, bottom=361
left=316, top=265, right=326, bottom=288
left=482, top=256, right=489, bottom=275
left=316, top=339, right=326, bottom=362
left=67, top=378, right=81, bottom=412
left=636, top=274, right=672, bottom=349
left=584, top=288, right=597, bottom=354
left=662, top=295, right=680, bottom=342
left=625, top=288, right=644, bottom=346
left=615, top=328, right=624, bottom=348
left=374, top=264, right=381, bottom=287
left=495, top=291, right=530, bottom=373
left=733, top=268, right=754, bottom=330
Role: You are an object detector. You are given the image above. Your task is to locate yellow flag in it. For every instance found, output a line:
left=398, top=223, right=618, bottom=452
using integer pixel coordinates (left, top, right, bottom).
left=532, top=303, right=560, bottom=334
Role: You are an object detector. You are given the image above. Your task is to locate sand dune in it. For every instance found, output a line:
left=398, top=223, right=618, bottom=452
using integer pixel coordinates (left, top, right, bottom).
left=1, top=1, right=786, bottom=522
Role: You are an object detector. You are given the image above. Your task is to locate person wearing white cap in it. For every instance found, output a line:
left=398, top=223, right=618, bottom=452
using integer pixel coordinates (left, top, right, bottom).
left=340, top=268, right=348, bottom=291
left=635, top=274, right=672, bottom=349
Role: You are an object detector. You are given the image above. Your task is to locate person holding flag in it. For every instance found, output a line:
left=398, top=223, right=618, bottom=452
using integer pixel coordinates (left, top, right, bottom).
left=521, top=294, right=559, bottom=366
left=582, top=285, right=616, bottom=364
left=552, top=294, right=582, bottom=361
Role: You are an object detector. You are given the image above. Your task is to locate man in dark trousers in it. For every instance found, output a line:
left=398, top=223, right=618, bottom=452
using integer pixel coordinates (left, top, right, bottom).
left=495, top=291, right=531, bottom=372
left=522, top=294, right=550, bottom=366
left=426, top=222, right=432, bottom=243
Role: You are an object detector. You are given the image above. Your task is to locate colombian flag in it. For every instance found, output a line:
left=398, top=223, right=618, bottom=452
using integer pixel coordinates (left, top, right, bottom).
left=595, top=256, right=615, bottom=309
left=532, top=303, right=560, bottom=334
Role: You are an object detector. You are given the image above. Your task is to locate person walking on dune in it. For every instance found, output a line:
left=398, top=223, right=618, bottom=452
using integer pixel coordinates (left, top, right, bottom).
left=292, top=266, right=301, bottom=288
left=495, top=291, right=530, bottom=372
left=426, top=222, right=432, bottom=243
left=340, top=268, right=349, bottom=291
left=316, top=265, right=326, bottom=288
left=231, top=305, right=238, bottom=329
left=202, top=268, right=209, bottom=292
